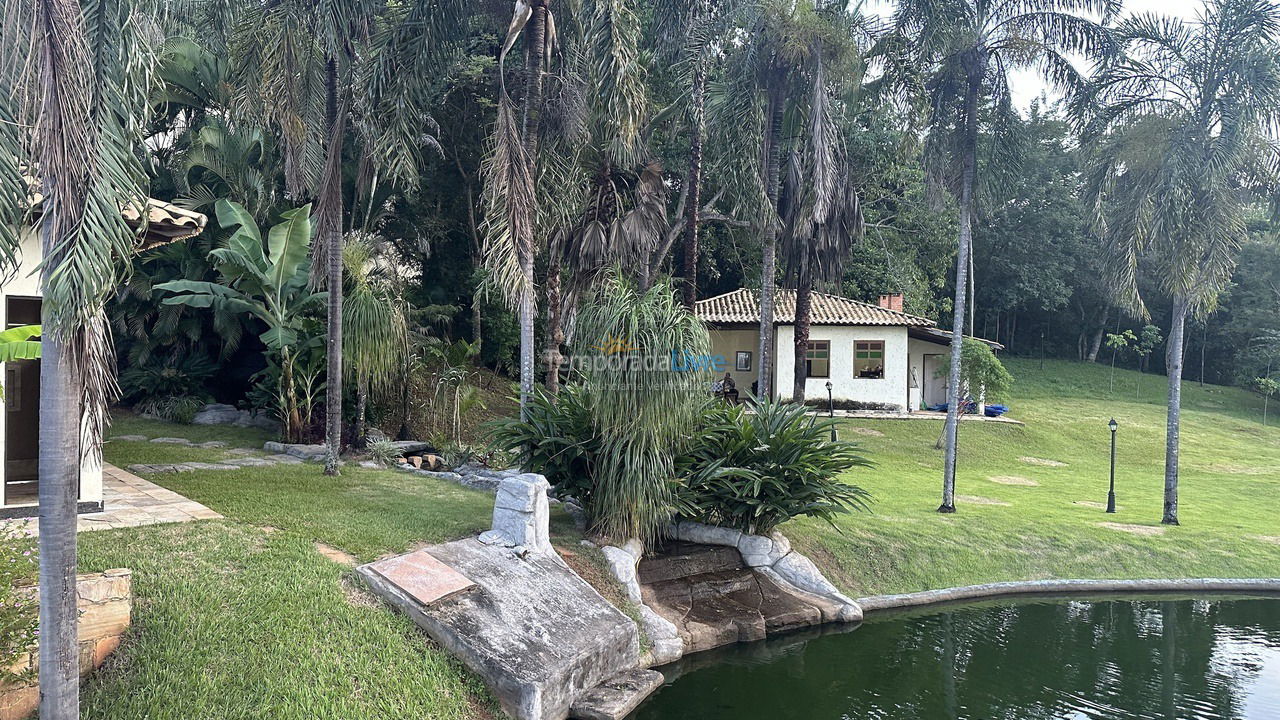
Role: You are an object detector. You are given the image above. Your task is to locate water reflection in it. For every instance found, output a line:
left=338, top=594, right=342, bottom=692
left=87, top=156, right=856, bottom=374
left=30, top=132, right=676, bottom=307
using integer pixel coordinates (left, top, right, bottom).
left=629, top=597, right=1280, bottom=720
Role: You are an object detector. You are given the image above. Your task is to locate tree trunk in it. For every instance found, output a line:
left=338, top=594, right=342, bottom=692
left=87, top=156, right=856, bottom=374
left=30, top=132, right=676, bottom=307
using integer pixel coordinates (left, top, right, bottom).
left=792, top=269, right=812, bottom=402
left=1162, top=296, right=1188, bottom=525
left=37, top=330, right=81, bottom=719
left=940, top=63, right=983, bottom=514
left=516, top=2, right=548, bottom=418
left=544, top=253, right=563, bottom=393
left=1087, top=306, right=1108, bottom=362
left=320, top=58, right=346, bottom=476
left=354, top=371, right=368, bottom=450
left=465, top=183, right=483, bottom=354
left=756, top=87, right=783, bottom=398
left=680, top=39, right=707, bottom=310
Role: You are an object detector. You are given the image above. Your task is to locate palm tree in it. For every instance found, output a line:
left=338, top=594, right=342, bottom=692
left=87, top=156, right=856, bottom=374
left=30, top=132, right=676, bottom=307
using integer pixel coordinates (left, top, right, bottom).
left=228, top=0, right=463, bottom=472
left=1, top=0, right=160, bottom=712
left=894, top=0, right=1116, bottom=513
left=482, top=0, right=553, bottom=414
left=342, top=234, right=409, bottom=449
left=1081, top=0, right=1280, bottom=525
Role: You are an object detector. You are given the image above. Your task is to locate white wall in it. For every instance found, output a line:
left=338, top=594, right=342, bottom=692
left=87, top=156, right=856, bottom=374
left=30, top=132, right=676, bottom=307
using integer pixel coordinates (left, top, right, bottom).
left=1, top=227, right=103, bottom=510
left=772, top=325, right=910, bottom=409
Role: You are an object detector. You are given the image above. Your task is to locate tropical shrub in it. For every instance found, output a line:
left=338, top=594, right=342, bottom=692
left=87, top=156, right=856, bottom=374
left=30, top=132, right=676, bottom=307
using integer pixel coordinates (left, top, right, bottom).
left=118, top=353, right=217, bottom=405
left=135, top=394, right=207, bottom=424
left=366, top=439, right=402, bottom=467
left=490, top=273, right=711, bottom=544
left=0, top=524, right=37, bottom=684
left=489, top=384, right=600, bottom=507
left=675, top=397, right=873, bottom=535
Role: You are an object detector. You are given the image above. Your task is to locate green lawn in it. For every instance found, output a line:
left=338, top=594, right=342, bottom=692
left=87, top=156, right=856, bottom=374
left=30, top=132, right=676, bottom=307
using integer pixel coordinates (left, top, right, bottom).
left=80, top=427, right=500, bottom=719
left=74, top=359, right=1280, bottom=717
left=784, top=358, right=1280, bottom=597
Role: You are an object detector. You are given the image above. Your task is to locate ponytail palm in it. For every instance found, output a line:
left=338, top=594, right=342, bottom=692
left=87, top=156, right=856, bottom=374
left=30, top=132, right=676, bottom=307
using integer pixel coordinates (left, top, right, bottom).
left=342, top=234, right=409, bottom=449
left=893, top=0, right=1116, bottom=513
left=0, top=0, right=161, bottom=713
left=574, top=271, right=711, bottom=545
left=1081, top=0, right=1280, bottom=525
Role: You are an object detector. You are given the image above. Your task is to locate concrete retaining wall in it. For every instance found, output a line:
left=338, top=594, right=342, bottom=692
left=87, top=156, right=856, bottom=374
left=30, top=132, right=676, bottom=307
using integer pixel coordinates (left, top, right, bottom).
left=1, top=569, right=132, bottom=720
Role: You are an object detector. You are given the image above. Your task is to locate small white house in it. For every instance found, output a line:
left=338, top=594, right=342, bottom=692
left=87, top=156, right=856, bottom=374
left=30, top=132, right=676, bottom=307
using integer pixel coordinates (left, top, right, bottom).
left=1, top=198, right=206, bottom=518
left=695, top=288, right=1000, bottom=412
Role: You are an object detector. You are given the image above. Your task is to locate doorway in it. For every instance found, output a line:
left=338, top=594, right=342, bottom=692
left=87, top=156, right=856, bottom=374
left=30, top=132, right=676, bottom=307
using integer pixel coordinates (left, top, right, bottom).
left=4, top=297, right=40, bottom=506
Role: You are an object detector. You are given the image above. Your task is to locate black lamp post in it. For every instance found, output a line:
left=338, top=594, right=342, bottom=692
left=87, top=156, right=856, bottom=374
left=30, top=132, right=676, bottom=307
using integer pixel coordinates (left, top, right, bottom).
left=1106, top=418, right=1118, bottom=513
left=826, top=381, right=836, bottom=441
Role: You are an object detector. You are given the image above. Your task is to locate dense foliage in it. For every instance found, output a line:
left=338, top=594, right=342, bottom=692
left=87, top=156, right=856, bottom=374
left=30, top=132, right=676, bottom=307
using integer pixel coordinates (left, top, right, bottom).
left=675, top=398, right=872, bottom=535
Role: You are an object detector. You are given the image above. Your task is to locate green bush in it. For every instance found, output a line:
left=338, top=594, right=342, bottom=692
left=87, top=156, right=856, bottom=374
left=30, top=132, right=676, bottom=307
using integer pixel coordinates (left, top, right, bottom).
left=492, top=390, right=875, bottom=538
left=0, top=523, right=37, bottom=684
left=675, top=397, right=873, bottom=535
left=488, top=384, right=599, bottom=508
left=135, top=394, right=207, bottom=424
left=366, top=439, right=402, bottom=467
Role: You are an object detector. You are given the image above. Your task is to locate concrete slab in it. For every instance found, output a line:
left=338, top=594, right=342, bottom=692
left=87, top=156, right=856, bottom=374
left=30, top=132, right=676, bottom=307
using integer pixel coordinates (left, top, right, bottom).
left=358, top=539, right=640, bottom=720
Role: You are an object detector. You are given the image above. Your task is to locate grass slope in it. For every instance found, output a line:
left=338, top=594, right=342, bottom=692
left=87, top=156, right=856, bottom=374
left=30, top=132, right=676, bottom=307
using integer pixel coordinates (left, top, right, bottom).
left=785, top=358, right=1280, bottom=596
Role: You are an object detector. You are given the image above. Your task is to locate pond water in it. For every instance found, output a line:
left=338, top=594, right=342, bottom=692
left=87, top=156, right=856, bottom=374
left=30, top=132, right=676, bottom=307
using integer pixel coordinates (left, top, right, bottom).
left=629, top=597, right=1280, bottom=720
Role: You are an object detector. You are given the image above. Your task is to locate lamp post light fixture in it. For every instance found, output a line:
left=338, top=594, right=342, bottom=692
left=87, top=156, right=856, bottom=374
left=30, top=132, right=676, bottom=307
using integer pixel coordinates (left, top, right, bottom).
left=826, top=381, right=836, bottom=441
left=1106, top=418, right=1118, bottom=513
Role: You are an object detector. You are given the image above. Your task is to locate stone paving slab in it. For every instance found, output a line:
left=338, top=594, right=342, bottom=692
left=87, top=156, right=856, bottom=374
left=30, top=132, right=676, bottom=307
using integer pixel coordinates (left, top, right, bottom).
left=1, top=464, right=221, bottom=537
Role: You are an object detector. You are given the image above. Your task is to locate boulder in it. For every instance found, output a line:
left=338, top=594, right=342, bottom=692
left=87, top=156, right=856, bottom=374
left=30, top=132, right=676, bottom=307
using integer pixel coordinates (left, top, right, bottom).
left=191, top=403, right=241, bottom=426
left=390, top=440, right=434, bottom=455
left=150, top=437, right=192, bottom=445
left=600, top=546, right=641, bottom=604
left=409, top=456, right=423, bottom=469
left=423, top=454, right=446, bottom=471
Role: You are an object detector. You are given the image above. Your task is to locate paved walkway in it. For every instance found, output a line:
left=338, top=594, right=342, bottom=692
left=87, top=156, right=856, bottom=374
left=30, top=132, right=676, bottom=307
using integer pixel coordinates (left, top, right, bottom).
left=1, top=464, right=221, bottom=537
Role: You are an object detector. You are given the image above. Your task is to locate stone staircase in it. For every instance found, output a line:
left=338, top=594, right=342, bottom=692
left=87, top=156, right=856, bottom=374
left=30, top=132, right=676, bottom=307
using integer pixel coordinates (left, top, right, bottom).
left=637, top=541, right=834, bottom=654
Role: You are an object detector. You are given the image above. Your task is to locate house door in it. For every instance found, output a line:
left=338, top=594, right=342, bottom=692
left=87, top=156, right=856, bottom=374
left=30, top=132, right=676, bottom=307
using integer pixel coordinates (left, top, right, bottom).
left=922, top=353, right=948, bottom=408
left=5, top=297, right=41, bottom=506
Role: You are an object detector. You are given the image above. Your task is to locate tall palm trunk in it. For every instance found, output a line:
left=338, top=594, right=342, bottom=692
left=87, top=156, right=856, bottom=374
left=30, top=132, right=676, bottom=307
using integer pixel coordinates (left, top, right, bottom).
left=940, top=63, right=982, bottom=514
left=1162, top=295, right=1188, bottom=525
left=756, top=87, right=783, bottom=398
left=354, top=371, right=368, bottom=450
left=791, top=266, right=812, bottom=402
left=320, top=58, right=346, bottom=475
left=37, top=324, right=82, bottom=719
left=544, top=255, right=563, bottom=393
left=681, top=43, right=707, bottom=310
left=518, top=1, right=548, bottom=417
left=33, top=1, right=93, bottom=711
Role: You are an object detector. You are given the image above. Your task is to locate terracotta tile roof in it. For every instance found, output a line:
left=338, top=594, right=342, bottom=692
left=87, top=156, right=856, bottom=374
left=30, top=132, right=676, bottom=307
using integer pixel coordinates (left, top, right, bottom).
left=25, top=174, right=208, bottom=250
left=694, top=288, right=934, bottom=327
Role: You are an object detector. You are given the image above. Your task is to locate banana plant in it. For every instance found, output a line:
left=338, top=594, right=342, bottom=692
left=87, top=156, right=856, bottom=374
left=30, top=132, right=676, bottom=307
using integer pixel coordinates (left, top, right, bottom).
left=0, top=325, right=41, bottom=401
left=158, top=199, right=325, bottom=440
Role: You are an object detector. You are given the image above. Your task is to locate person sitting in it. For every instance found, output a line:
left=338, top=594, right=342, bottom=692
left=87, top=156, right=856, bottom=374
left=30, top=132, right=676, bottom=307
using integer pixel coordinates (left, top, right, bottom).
left=721, top=372, right=739, bottom=404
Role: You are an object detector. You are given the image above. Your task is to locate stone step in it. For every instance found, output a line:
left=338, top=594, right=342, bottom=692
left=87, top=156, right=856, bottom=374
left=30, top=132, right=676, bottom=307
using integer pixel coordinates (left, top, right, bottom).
left=637, top=542, right=744, bottom=584
left=569, top=668, right=664, bottom=720
left=642, top=569, right=757, bottom=604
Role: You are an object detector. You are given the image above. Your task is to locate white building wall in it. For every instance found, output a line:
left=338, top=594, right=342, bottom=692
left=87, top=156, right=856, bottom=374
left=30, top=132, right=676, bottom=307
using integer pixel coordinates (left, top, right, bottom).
left=772, top=325, right=910, bottom=410
left=1, top=227, right=103, bottom=511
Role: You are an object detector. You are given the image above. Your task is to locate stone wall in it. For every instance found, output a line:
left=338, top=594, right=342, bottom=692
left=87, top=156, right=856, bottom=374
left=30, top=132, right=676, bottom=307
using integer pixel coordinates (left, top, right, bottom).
left=0, top=569, right=133, bottom=720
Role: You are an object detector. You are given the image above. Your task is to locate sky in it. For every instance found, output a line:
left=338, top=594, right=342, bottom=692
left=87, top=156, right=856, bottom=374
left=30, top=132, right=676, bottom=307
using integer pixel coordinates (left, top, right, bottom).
left=862, top=0, right=1205, bottom=110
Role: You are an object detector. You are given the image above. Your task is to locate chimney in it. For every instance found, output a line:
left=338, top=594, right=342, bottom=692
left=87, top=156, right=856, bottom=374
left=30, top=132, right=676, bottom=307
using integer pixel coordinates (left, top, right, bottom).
left=878, top=293, right=904, bottom=313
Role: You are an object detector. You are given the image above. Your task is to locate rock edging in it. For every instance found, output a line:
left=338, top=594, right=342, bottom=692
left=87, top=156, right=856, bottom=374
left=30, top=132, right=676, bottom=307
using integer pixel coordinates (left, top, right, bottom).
left=667, top=520, right=862, bottom=623
left=600, top=520, right=862, bottom=668
left=856, top=577, right=1280, bottom=614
